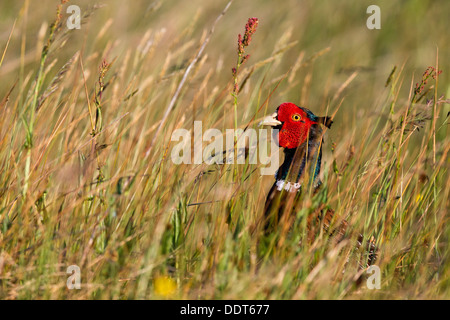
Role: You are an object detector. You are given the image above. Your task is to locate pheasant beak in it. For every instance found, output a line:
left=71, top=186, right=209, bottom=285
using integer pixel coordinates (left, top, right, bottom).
left=258, top=112, right=282, bottom=127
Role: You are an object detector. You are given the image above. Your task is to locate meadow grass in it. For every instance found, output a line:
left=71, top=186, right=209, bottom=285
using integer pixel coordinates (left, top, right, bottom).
left=0, top=0, right=448, bottom=299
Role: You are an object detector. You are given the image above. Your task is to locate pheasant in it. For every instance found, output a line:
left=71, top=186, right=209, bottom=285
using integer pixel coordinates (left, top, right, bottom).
left=259, top=102, right=376, bottom=267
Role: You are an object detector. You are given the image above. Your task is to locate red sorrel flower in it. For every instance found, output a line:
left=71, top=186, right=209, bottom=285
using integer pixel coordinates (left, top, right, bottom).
left=237, top=17, right=259, bottom=56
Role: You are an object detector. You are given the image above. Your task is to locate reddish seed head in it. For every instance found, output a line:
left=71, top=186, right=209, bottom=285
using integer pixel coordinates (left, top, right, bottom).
left=237, top=34, right=244, bottom=54
left=237, top=17, right=259, bottom=55
left=241, top=54, right=250, bottom=64
left=414, top=66, right=443, bottom=96
left=242, top=17, right=258, bottom=46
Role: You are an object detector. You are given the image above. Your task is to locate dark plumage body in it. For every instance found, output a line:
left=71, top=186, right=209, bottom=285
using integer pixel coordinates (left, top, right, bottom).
left=260, top=103, right=332, bottom=235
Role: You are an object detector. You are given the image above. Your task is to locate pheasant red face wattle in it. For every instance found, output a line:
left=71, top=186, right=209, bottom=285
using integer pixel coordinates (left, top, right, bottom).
left=276, top=103, right=318, bottom=149
left=259, top=102, right=330, bottom=149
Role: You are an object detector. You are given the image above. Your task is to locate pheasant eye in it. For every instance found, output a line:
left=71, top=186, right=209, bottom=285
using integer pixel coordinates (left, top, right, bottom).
left=291, top=114, right=301, bottom=121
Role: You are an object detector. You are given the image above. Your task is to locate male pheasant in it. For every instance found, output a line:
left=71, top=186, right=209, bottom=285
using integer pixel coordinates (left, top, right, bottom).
left=259, top=102, right=376, bottom=267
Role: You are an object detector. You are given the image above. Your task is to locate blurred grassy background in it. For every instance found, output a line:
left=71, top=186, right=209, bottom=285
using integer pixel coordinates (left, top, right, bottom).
left=0, top=0, right=448, bottom=299
left=1, top=0, right=449, bottom=155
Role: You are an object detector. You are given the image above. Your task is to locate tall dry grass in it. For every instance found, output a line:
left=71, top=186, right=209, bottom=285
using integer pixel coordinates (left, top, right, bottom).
left=0, top=0, right=448, bottom=299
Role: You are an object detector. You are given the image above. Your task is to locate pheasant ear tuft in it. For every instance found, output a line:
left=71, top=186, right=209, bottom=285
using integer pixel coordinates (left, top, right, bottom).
left=318, top=116, right=333, bottom=129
